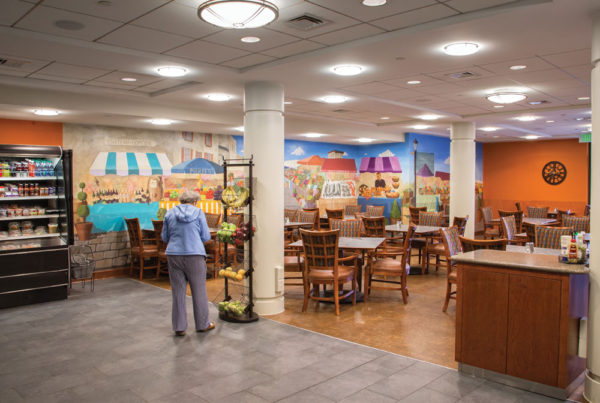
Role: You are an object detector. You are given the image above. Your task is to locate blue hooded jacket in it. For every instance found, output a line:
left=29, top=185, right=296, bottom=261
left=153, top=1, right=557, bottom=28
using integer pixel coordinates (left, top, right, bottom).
left=161, top=204, right=211, bottom=256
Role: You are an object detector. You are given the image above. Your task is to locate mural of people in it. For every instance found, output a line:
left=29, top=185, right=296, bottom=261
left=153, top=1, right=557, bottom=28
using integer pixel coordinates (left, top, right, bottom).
left=374, top=172, right=386, bottom=189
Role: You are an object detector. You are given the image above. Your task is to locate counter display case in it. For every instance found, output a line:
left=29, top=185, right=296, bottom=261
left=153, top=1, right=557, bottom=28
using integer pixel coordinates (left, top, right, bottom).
left=0, top=144, right=73, bottom=309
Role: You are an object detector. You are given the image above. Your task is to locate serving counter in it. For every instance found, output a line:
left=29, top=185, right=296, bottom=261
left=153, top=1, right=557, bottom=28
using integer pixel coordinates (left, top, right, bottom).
left=452, top=250, right=589, bottom=399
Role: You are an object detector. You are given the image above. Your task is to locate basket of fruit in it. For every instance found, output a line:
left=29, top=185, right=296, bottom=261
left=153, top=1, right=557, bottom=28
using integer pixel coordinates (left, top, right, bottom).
left=218, top=266, right=246, bottom=281
left=218, top=300, right=247, bottom=317
left=216, top=222, right=237, bottom=244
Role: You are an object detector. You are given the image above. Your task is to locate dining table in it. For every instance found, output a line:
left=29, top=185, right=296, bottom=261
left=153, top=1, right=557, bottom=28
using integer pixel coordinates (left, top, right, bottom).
left=491, top=217, right=558, bottom=226
left=284, top=221, right=315, bottom=229
left=385, top=223, right=443, bottom=235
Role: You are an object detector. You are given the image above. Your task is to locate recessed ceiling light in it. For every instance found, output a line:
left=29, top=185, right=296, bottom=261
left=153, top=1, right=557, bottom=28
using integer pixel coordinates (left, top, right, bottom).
left=546, top=120, right=555, bottom=123
left=578, top=96, right=590, bottom=100
left=407, top=80, right=421, bottom=85
left=320, top=95, right=349, bottom=104
left=380, top=116, right=390, bottom=120
left=205, top=93, right=232, bottom=102
left=284, top=101, right=292, bottom=105
left=241, top=36, right=260, bottom=43
left=417, top=114, right=441, bottom=120
left=510, top=65, right=527, bottom=70
left=493, top=135, right=499, bottom=138
left=156, top=66, right=188, bottom=77
left=332, top=64, right=364, bottom=76
left=576, top=117, right=584, bottom=121
left=121, top=77, right=137, bottom=82
left=487, top=92, right=527, bottom=104
left=528, top=100, right=548, bottom=105
left=480, top=127, right=499, bottom=132
left=33, top=109, right=60, bottom=116
left=233, top=126, right=244, bottom=132
left=97, top=0, right=112, bottom=6
left=362, top=0, right=386, bottom=6
left=303, top=133, right=326, bottom=138
left=442, top=42, right=480, bottom=56
left=412, top=124, right=430, bottom=130
left=515, top=115, right=537, bottom=122
left=355, top=138, right=374, bottom=143
left=493, top=105, right=504, bottom=108
left=54, top=20, right=85, bottom=31
left=522, top=135, right=539, bottom=140
left=150, top=119, right=174, bottom=126
left=198, top=0, right=279, bottom=29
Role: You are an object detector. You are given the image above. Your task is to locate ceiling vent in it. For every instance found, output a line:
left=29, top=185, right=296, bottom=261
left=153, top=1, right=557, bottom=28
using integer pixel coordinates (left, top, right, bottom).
left=446, top=71, right=479, bottom=79
left=332, top=109, right=352, bottom=113
left=286, top=14, right=330, bottom=31
left=0, top=58, right=31, bottom=69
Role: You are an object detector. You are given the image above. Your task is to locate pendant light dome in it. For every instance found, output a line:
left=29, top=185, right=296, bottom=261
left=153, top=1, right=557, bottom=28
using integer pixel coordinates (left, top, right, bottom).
left=198, top=0, right=279, bottom=29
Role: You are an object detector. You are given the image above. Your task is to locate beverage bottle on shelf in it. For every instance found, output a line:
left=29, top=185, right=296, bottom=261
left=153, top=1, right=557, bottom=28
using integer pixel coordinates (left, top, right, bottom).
left=10, top=161, right=16, bottom=177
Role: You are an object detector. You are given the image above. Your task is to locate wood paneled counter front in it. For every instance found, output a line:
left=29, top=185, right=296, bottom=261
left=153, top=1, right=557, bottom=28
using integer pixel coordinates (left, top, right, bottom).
left=452, top=250, right=589, bottom=399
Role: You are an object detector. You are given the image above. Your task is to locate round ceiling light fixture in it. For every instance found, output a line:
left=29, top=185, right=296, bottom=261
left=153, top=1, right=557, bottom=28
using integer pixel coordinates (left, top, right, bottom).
left=578, top=96, right=590, bottom=101
left=33, top=109, right=60, bottom=116
left=417, top=114, right=441, bottom=121
left=510, top=65, right=527, bottom=70
left=198, top=0, right=278, bottom=29
left=515, top=115, right=538, bottom=122
left=150, top=119, right=174, bottom=126
left=380, top=116, right=390, bottom=120
left=303, top=133, right=326, bottom=138
left=332, top=64, right=364, bottom=76
left=406, top=80, right=421, bottom=85
left=362, top=0, right=387, bottom=6
left=442, top=42, right=480, bottom=56
left=156, top=66, right=188, bottom=77
left=522, top=135, right=539, bottom=140
left=121, top=77, right=137, bottom=82
left=354, top=138, right=374, bottom=143
left=486, top=91, right=526, bottom=104
left=241, top=36, right=260, bottom=43
left=411, top=124, right=430, bottom=130
left=320, top=95, right=349, bottom=104
left=205, top=93, right=232, bottom=102
left=480, top=127, right=499, bottom=132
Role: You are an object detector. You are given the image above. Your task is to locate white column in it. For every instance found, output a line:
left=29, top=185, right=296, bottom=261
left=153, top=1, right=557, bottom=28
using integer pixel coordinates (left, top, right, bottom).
left=243, top=81, right=285, bottom=315
left=449, top=122, right=476, bottom=237
left=585, top=14, right=600, bottom=403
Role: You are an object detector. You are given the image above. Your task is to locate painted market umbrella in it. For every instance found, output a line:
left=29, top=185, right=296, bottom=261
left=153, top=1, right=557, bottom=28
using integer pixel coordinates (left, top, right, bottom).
left=298, top=155, right=324, bottom=166
left=171, top=158, right=223, bottom=174
left=359, top=156, right=402, bottom=173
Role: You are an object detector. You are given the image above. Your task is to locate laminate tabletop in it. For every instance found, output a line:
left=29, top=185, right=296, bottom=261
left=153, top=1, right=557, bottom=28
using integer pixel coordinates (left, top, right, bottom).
left=385, top=224, right=442, bottom=234
left=289, top=237, right=385, bottom=250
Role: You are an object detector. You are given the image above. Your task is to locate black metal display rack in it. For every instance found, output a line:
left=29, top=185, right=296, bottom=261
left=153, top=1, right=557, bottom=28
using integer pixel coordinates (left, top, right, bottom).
left=219, top=156, right=258, bottom=323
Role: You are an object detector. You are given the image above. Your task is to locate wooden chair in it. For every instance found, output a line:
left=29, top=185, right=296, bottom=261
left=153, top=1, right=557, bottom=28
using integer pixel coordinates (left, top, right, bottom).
left=498, top=210, right=524, bottom=234
left=535, top=226, right=573, bottom=249
left=585, top=204, right=591, bottom=217
left=300, top=229, right=358, bottom=316
left=364, top=224, right=415, bottom=304
left=556, top=209, right=573, bottom=224
left=501, top=215, right=528, bottom=245
left=125, top=217, right=159, bottom=280
left=284, top=246, right=304, bottom=287
left=344, top=205, right=361, bottom=217
left=362, top=216, right=386, bottom=237
left=151, top=219, right=168, bottom=278
left=563, top=215, right=590, bottom=233
left=298, top=210, right=318, bottom=229
left=527, top=206, right=549, bottom=218
left=205, top=212, right=221, bottom=229
left=481, top=207, right=500, bottom=239
left=366, top=205, right=384, bottom=217
left=203, top=212, right=222, bottom=275
left=227, top=213, right=244, bottom=227
left=302, top=208, right=320, bottom=229
left=439, top=226, right=463, bottom=312
left=515, top=202, right=522, bottom=211
left=284, top=209, right=298, bottom=222
left=415, top=211, right=443, bottom=274
left=459, top=236, right=507, bottom=252
left=329, top=218, right=361, bottom=237
left=425, top=216, right=468, bottom=273
left=409, top=206, right=426, bottom=225
left=323, top=208, right=343, bottom=230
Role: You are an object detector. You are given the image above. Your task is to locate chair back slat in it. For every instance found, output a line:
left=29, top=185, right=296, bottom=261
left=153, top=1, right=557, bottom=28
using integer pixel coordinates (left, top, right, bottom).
left=459, top=236, right=507, bottom=252
left=362, top=216, right=386, bottom=237
left=205, top=213, right=221, bottom=229
left=452, top=215, right=469, bottom=236
left=326, top=209, right=344, bottom=219
left=329, top=218, right=361, bottom=237
left=366, top=205, right=385, bottom=217
left=152, top=219, right=166, bottom=251
left=563, top=215, right=589, bottom=233
left=284, top=209, right=298, bottom=221
left=440, top=226, right=463, bottom=258
left=419, top=211, right=442, bottom=227
left=300, top=229, right=339, bottom=271
left=481, top=207, right=493, bottom=224
left=501, top=215, right=518, bottom=241
left=499, top=210, right=523, bottom=233
left=344, top=205, right=361, bottom=216
left=297, top=210, right=318, bottom=228
left=527, top=206, right=549, bottom=219
left=409, top=206, right=426, bottom=224
left=535, top=226, right=573, bottom=249
left=125, top=218, right=143, bottom=250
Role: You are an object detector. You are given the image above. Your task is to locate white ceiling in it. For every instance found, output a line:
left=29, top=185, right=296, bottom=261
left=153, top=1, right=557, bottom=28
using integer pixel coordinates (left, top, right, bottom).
left=0, top=0, right=595, bottom=144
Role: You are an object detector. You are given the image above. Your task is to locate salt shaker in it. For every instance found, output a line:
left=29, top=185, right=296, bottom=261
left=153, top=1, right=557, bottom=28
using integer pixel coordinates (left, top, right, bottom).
left=525, top=242, right=534, bottom=254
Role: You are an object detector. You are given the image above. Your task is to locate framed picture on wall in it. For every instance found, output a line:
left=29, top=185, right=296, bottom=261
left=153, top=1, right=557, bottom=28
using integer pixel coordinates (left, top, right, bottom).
left=205, top=133, right=212, bottom=147
left=182, top=132, right=193, bottom=142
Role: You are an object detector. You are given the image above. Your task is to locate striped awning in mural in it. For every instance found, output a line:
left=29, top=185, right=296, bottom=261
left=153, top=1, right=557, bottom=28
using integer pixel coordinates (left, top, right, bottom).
left=90, top=152, right=173, bottom=176
left=359, top=157, right=402, bottom=173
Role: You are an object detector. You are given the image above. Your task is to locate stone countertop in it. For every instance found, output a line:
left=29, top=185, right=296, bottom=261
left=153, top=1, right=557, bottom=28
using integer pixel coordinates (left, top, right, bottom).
left=452, top=249, right=589, bottom=274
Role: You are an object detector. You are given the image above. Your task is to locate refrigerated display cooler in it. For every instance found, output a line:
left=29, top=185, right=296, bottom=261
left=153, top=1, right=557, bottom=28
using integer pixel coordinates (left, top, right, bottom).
left=0, top=144, right=74, bottom=308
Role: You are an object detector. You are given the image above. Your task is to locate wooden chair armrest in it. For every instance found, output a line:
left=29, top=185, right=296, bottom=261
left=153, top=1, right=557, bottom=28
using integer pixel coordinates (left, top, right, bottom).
left=338, top=254, right=358, bottom=263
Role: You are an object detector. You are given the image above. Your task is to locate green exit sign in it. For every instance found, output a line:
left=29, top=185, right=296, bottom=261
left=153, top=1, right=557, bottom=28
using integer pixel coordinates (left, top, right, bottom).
left=580, top=132, right=591, bottom=143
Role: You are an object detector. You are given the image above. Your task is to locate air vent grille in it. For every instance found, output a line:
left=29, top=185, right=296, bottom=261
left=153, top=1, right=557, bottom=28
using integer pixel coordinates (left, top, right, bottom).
left=286, top=14, right=330, bottom=31
left=0, top=58, right=31, bottom=69
left=446, top=71, right=479, bottom=79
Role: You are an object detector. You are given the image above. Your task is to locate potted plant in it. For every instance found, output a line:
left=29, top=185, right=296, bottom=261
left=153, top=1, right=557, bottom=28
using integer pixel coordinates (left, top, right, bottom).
left=390, top=199, right=402, bottom=224
left=75, top=182, right=93, bottom=241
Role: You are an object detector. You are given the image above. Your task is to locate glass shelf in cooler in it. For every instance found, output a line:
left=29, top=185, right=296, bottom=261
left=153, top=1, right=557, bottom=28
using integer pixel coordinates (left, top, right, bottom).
left=0, top=214, right=59, bottom=222
left=0, top=233, right=61, bottom=242
left=0, top=195, right=60, bottom=201
left=0, top=176, right=58, bottom=181
left=0, top=236, right=66, bottom=253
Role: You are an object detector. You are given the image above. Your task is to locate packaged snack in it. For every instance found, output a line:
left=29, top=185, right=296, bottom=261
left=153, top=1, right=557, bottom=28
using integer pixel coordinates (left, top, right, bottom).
left=37, top=207, right=45, bottom=215
left=15, top=208, right=23, bottom=216
left=22, top=208, right=30, bottom=216
left=47, top=223, right=58, bottom=233
left=34, top=226, right=47, bottom=235
left=0, top=208, right=6, bottom=217
left=6, top=208, right=15, bottom=217
left=8, top=222, right=19, bottom=231
left=22, top=221, right=33, bottom=230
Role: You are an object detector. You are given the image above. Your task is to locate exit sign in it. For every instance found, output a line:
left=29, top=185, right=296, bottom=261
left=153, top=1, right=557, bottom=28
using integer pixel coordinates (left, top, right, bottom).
left=580, top=132, right=591, bottom=143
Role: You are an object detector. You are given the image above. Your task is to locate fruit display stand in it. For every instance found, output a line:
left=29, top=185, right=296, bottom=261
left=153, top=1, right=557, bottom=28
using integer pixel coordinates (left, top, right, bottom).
left=217, top=157, right=258, bottom=323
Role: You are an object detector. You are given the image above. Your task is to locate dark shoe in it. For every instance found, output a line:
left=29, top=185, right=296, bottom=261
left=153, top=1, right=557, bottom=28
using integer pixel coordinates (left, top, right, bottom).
left=175, top=330, right=186, bottom=337
left=197, top=322, right=215, bottom=332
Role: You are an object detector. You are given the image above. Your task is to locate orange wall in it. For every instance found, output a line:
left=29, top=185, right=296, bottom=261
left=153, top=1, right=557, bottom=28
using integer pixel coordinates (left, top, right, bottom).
left=483, top=139, right=589, bottom=216
left=0, top=118, right=62, bottom=146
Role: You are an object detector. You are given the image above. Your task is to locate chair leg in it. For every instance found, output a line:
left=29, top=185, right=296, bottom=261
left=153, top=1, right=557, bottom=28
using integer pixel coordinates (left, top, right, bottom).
left=156, top=258, right=161, bottom=279
left=401, top=274, right=408, bottom=304
left=302, top=281, right=310, bottom=312
left=363, top=266, right=369, bottom=301
left=435, top=255, right=440, bottom=272
left=443, top=282, right=452, bottom=312
left=352, top=276, right=357, bottom=306
left=139, top=257, right=145, bottom=280
left=333, top=280, right=340, bottom=316
left=129, top=254, right=134, bottom=276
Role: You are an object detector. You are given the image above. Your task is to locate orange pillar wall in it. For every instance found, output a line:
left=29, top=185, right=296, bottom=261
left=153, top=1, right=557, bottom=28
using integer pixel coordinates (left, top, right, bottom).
left=0, top=118, right=63, bottom=146
left=483, top=139, right=589, bottom=216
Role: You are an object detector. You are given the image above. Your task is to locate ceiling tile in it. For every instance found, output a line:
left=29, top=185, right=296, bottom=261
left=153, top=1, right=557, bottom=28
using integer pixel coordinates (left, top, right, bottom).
left=220, top=54, right=277, bottom=69
left=426, top=65, right=496, bottom=83
left=479, top=57, right=555, bottom=75
left=134, top=79, right=189, bottom=93
left=0, top=69, right=29, bottom=78
left=166, top=40, right=250, bottom=64
left=41, top=0, right=170, bottom=23
left=382, top=74, right=445, bottom=88
left=15, top=5, right=122, bottom=41
left=370, top=4, right=457, bottom=31
left=266, top=2, right=360, bottom=39
left=132, top=2, right=221, bottom=39
left=563, top=65, right=591, bottom=83
left=307, top=0, right=438, bottom=22
left=0, top=54, right=51, bottom=75
left=261, top=40, right=325, bottom=58
left=341, top=81, right=400, bottom=95
left=34, top=62, right=111, bottom=80
left=443, top=0, right=516, bottom=13
left=90, top=71, right=163, bottom=87
left=202, top=27, right=299, bottom=52
left=310, top=23, right=385, bottom=46
left=98, top=25, right=191, bottom=53
left=85, top=81, right=136, bottom=90
left=28, top=73, right=87, bottom=84
left=376, top=88, right=432, bottom=101
left=540, top=48, right=590, bottom=68
left=0, top=0, right=35, bottom=26
left=508, top=68, right=578, bottom=85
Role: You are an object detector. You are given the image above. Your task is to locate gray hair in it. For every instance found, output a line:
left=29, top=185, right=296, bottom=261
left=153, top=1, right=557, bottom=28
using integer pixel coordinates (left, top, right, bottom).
left=179, top=190, right=200, bottom=204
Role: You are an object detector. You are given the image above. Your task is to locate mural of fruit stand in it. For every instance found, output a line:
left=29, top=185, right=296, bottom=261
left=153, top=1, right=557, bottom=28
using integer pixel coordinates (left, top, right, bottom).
left=357, top=156, right=403, bottom=219
left=84, top=151, right=173, bottom=232
left=285, top=155, right=324, bottom=209
left=317, top=151, right=358, bottom=214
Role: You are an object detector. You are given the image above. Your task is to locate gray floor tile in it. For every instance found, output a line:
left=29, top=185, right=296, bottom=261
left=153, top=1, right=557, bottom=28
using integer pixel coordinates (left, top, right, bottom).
left=359, top=354, right=417, bottom=376
left=188, top=369, right=273, bottom=402
left=426, top=371, right=485, bottom=398
left=149, top=390, right=209, bottom=403
left=399, top=387, right=459, bottom=403
left=367, top=362, right=449, bottom=400
left=339, top=388, right=398, bottom=403
left=249, top=367, right=325, bottom=401
left=277, top=389, right=335, bottom=403
left=213, top=391, right=270, bottom=403
left=310, top=365, right=386, bottom=400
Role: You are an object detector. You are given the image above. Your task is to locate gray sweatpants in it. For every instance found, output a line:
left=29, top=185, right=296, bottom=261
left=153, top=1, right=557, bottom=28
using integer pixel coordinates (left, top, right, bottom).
left=167, top=255, right=211, bottom=332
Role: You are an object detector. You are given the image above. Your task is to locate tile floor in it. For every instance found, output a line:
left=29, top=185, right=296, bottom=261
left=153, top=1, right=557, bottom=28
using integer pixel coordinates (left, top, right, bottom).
left=0, top=278, right=569, bottom=402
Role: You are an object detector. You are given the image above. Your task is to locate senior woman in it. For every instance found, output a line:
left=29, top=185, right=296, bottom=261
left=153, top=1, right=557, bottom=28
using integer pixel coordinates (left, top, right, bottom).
left=161, top=190, right=215, bottom=336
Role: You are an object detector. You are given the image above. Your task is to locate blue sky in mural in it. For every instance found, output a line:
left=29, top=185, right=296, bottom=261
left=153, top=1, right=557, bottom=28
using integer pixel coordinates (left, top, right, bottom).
left=233, top=135, right=243, bottom=156
left=284, top=139, right=361, bottom=162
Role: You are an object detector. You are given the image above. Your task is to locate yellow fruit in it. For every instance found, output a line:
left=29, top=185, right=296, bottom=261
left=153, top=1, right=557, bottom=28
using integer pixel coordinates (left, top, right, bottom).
left=218, top=269, right=225, bottom=276
left=237, top=269, right=246, bottom=275
left=235, top=274, right=243, bottom=281
left=226, top=267, right=233, bottom=271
